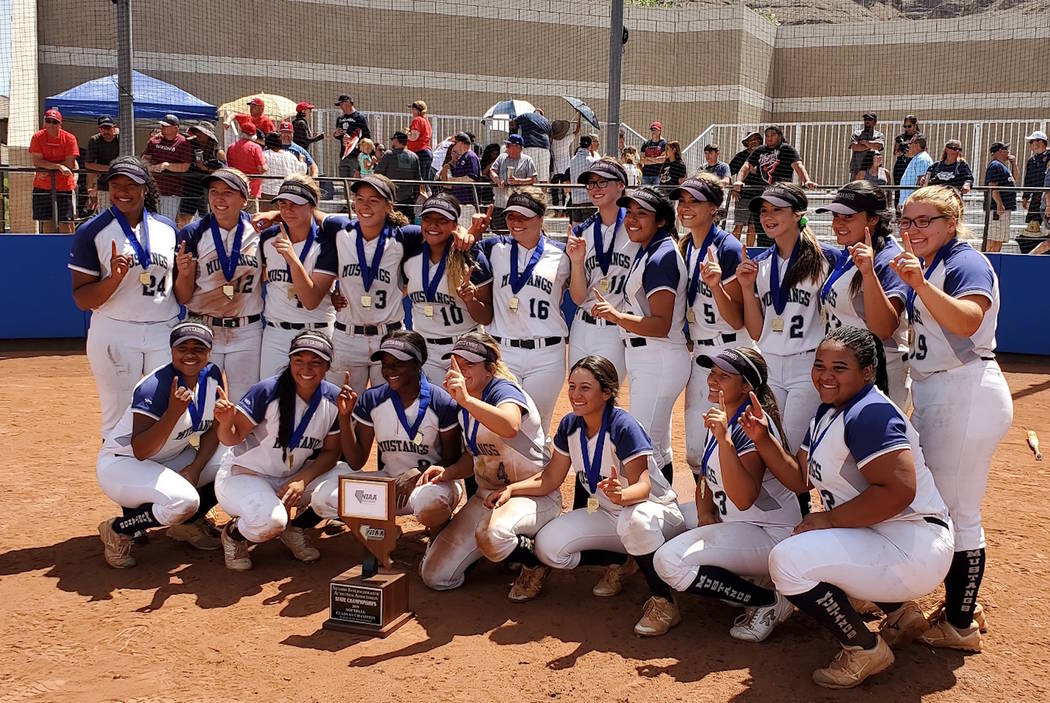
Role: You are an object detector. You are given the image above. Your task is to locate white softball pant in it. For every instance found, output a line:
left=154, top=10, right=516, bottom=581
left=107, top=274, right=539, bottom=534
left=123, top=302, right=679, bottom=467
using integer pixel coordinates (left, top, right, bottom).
left=86, top=313, right=177, bottom=435
left=654, top=520, right=793, bottom=592
left=311, top=470, right=465, bottom=529
left=214, top=462, right=343, bottom=543
left=685, top=338, right=748, bottom=475
left=419, top=489, right=562, bottom=591
left=500, top=340, right=567, bottom=439
left=765, top=350, right=821, bottom=454
left=96, top=446, right=224, bottom=526
left=884, top=347, right=911, bottom=410
left=625, top=340, right=691, bottom=469
left=328, top=325, right=398, bottom=395
left=911, top=359, right=1013, bottom=552
left=260, top=322, right=334, bottom=381
left=568, top=314, right=627, bottom=386
left=769, top=518, right=954, bottom=601
left=535, top=500, right=686, bottom=570
left=207, top=322, right=262, bottom=404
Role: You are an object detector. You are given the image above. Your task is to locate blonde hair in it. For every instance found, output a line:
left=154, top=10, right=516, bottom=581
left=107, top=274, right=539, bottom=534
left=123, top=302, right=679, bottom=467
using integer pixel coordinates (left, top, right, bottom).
left=357, top=173, right=410, bottom=227
left=359, top=138, right=375, bottom=154
left=621, top=147, right=639, bottom=166
left=284, top=172, right=321, bottom=203
left=905, top=185, right=969, bottom=239
left=459, top=331, right=518, bottom=384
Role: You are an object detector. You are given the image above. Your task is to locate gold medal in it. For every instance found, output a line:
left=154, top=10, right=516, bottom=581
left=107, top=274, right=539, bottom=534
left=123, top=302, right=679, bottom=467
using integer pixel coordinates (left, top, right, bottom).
left=139, top=272, right=151, bottom=285
left=508, top=296, right=519, bottom=312
left=287, top=286, right=296, bottom=300
left=223, top=284, right=235, bottom=299
left=361, top=294, right=372, bottom=308
left=188, top=433, right=200, bottom=449
left=598, top=278, right=609, bottom=293
left=687, top=309, right=696, bottom=324
left=424, top=303, right=434, bottom=318
left=586, top=496, right=599, bottom=514
left=287, top=451, right=295, bottom=469
left=699, top=477, right=706, bottom=500
left=415, top=432, right=424, bottom=445
left=772, top=317, right=784, bottom=333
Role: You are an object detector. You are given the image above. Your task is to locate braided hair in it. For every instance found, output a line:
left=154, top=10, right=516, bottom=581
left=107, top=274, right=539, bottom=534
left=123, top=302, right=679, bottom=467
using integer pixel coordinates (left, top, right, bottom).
left=821, top=325, right=889, bottom=394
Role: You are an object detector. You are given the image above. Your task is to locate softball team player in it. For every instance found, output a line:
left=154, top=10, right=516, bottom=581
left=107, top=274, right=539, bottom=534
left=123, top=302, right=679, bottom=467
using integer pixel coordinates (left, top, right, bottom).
left=96, top=321, right=226, bottom=567
left=815, top=181, right=911, bottom=407
left=564, top=158, right=638, bottom=383
left=490, top=355, right=685, bottom=634
left=890, top=186, right=1012, bottom=652
left=70, top=157, right=180, bottom=435
left=257, top=175, right=337, bottom=380
left=478, top=188, right=571, bottom=436
left=212, top=330, right=344, bottom=571
left=417, top=333, right=561, bottom=598
left=175, top=168, right=264, bottom=403
left=671, top=174, right=747, bottom=479
left=311, top=331, right=466, bottom=529
left=404, top=194, right=494, bottom=383
left=654, top=347, right=801, bottom=641
left=754, top=327, right=953, bottom=688
left=590, top=187, right=689, bottom=483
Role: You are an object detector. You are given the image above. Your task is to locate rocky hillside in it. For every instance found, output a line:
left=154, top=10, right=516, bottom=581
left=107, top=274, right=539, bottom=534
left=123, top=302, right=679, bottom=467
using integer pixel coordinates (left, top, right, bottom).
left=738, top=0, right=1050, bottom=24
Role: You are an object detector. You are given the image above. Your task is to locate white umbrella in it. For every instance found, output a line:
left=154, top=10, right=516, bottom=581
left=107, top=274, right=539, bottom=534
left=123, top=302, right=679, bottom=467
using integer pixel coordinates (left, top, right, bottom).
left=481, top=99, right=537, bottom=132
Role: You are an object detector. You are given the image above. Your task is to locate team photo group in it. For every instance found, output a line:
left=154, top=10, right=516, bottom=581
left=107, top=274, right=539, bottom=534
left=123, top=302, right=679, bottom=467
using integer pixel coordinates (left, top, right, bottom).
left=68, top=144, right=1011, bottom=689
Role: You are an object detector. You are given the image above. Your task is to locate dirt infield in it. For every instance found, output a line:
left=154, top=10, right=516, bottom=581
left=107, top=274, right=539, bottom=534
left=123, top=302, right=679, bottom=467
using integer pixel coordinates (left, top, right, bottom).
left=2, top=344, right=1049, bottom=703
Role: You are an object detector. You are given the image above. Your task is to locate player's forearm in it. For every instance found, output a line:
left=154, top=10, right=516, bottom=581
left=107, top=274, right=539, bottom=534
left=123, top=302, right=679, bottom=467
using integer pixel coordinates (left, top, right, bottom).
left=461, top=397, right=520, bottom=438
left=826, top=484, right=912, bottom=529
left=741, top=293, right=764, bottom=341
left=173, top=272, right=195, bottom=305
left=131, top=411, right=183, bottom=460
left=860, top=275, right=901, bottom=341
left=568, top=263, right=589, bottom=305
left=191, top=427, right=222, bottom=469
left=338, top=415, right=368, bottom=469
left=504, top=470, right=556, bottom=498
left=752, top=435, right=808, bottom=493
left=292, top=271, right=333, bottom=310
left=463, top=294, right=493, bottom=326
left=717, top=443, right=761, bottom=511
left=440, top=451, right=476, bottom=481
left=711, top=284, right=745, bottom=329
left=617, top=311, right=672, bottom=338
left=913, top=282, right=987, bottom=337
left=71, top=275, right=121, bottom=311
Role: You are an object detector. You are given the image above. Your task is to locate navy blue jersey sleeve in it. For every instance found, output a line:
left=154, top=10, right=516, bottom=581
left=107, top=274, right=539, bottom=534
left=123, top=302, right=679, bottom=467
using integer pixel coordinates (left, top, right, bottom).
left=717, top=231, right=744, bottom=280
left=552, top=413, right=577, bottom=455
left=258, top=224, right=281, bottom=245
left=205, top=362, right=224, bottom=391
left=943, top=243, right=995, bottom=300
left=484, top=378, right=529, bottom=414
left=430, top=385, right=462, bottom=430
left=237, top=377, right=277, bottom=424
left=844, top=396, right=911, bottom=468
left=730, top=423, right=757, bottom=455
left=131, top=365, right=175, bottom=420
left=68, top=212, right=113, bottom=275
left=177, top=218, right=208, bottom=257
left=313, top=223, right=338, bottom=276
left=469, top=246, right=494, bottom=285
left=398, top=224, right=424, bottom=251
left=476, top=235, right=505, bottom=261
left=819, top=242, right=840, bottom=272
left=641, top=241, right=681, bottom=295
left=609, top=407, right=653, bottom=461
left=401, top=232, right=425, bottom=262
left=352, top=386, right=384, bottom=426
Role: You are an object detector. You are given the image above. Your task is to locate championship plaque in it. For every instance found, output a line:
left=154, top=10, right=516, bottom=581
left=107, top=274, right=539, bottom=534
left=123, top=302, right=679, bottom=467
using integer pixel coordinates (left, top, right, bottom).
left=323, top=475, right=413, bottom=637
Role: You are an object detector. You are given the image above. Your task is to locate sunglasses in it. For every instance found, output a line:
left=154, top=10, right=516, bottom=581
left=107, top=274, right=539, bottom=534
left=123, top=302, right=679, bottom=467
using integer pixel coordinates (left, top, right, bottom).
left=44, top=118, right=60, bottom=124
left=946, top=145, right=962, bottom=151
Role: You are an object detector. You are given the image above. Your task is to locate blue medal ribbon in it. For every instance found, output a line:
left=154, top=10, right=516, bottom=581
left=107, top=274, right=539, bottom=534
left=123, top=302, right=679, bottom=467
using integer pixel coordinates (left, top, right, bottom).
left=579, top=403, right=612, bottom=493
left=807, top=384, right=874, bottom=461
left=354, top=221, right=389, bottom=293
left=284, top=220, right=317, bottom=285
left=769, top=238, right=800, bottom=316
left=422, top=240, right=450, bottom=302
left=389, top=374, right=432, bottom=444
left=209, top=214, right=245, bottom=282
left=905, top=241, right=953, bottom=323
left=686, top=225, right=719, bottom=308
left=509, top=237, right=545, bottom=295
left=285, top=383, right=324, bottom=464
left=700, top=399, right=751, bottom=479
left=820, top=248, right=855, bottom=306
left=592, top=208, right=626, bottom=277
left=111, top=206, right=151, bottom=271
left=461, top=408, right=480, bottom=455
left=178, top=364, right=212, bottom=431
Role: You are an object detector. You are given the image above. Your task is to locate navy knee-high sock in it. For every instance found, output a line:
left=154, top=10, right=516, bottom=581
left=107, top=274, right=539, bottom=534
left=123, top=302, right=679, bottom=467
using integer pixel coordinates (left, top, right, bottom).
left=291, top=507, right=323, bottom=529
left=943, top=548, right=986, bottom=629
left=660, top=463, right=674, bottom=484
left=188, top=482, right=218, bottom=523
left=634, top=552, right=674, bottom=600
left=687, top=565, right=776, bottom=607
left=787, top=582, right=877, bottom=649
left=508, top=535, right=541, bottom=568
left=113, top=504, right=161, bottom=535
left=578, top=550, right=628, bottom=567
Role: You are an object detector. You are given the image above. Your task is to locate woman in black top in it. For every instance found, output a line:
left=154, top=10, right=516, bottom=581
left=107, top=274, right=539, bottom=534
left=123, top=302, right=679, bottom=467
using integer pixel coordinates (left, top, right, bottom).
left=292, top=103, right=325, bottom=152
left=922, top=140, right=973, bottom=195
left=660, top=141, right=688, bottom=187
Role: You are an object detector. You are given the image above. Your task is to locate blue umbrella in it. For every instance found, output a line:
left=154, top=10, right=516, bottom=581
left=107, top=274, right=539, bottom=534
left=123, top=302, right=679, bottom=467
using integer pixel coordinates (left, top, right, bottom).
left=561, top=96, right=600, bottom=129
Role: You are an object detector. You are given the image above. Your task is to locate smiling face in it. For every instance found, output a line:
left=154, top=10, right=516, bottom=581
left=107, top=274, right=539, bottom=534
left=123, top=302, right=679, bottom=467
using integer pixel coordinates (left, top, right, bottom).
left=506, top=144, right=523, bottom=160
left=208, top=181, right=247, bottom=225
left=353, top=184, right=392, bottom=230
left=831, top=210, right=879, bottom=247
left=586, top=176, right=623, bottom=209
left=380, top=353, right=419, bottom=393
left=759, top=202, right=800, bottom=242
left=289, top=351, right=330, bottom=394
left=505, top=210, right=543, bottom=243
left=706, top=364, right=749, bottom=407
left=623, top=201, right=661, bottom=244
left=567, top=367, right=612, bottom=418
left=452, top=355, right=493, bottom=396
left=421, top=212, right=456, bottom=248
left=171, top=340, right=211, bottom=378
left=676, top=192, right=718, bottom=232
left=812, top=340, right=872, bottom=406
left=107, top=175, right=146, bottom=217
left=278, top=199, right=314, bottom=232
left=900, top=199, right=956, bottom=259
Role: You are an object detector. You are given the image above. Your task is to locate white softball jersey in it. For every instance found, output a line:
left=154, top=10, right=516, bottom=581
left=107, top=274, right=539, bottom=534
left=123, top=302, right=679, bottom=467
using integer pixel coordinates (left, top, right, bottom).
left=570, top=208, right=639, bottom=311
left=351, top=379, right=461, bottom=477
left=403, top=241, right=493, bottom=338
left=230, top=376, right=341, bottom=478
left=68, top=208, right=179, bottom=322
left=101, top=362, right=224, bottom=462
left=621, top=232, right=688, bottom=345
left=907, top=240, right=999, bottom=380
left=479, top=235, right=571, bottom=339
left=258, top=222, right=337, bottom=325
left=178, top=213, right=264, bottom=318
left=552, top=406, right=677, bottom=512
left=752, top=242, right=837, bottom=356
left=801, top=384, right=949, bottom=522
left=458, top=378, right=550, bottom=491
left=322, top=216, right=412, bottom=327
left=683, top=225, right=744, bottom=341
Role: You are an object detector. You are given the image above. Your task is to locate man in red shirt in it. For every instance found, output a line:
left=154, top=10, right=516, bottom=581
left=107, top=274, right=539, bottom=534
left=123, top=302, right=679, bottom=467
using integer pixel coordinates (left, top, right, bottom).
left=141, top=114, right=193, bottom=222
left=247, top=97, right=275, bottom=139
left=226, top=114, right=267, bottom=207
left=29, top=108, right=79, bottom=232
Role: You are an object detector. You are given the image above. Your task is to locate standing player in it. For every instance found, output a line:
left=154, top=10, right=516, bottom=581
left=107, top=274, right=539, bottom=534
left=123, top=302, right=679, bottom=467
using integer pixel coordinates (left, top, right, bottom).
left=815, top=181, right=910, bottom=407
left=417, top=333, right=561, bottom=598
left=753, top=327, right=954, bottom=688
left=69, top=157, right=180, bottom=435
left=212, top=331, right=344, bottom=571
left=671, top=174, right=747, bottom=480
left=489, top=356, right=686, bottom=636
left=590, top=187, right=689, bottom=483
left=477, top=187, right=571, bottom=436
left=564, top=158, right=637, bottom=383
left=654, top=347, right=800, bottom=641
left=891, top=186, right=1012, bottom=652
left=257, top=175, right=337, bottom=380
left=311, top=331, right=466, bottom=530
left=175, top=168, right=264, bottom=403
left=96, top=321, right=227, bottom=567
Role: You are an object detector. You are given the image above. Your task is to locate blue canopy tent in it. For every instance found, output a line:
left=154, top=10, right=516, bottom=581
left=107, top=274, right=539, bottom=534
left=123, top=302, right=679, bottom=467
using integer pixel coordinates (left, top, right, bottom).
left=44, top=70, right=215, bottom=121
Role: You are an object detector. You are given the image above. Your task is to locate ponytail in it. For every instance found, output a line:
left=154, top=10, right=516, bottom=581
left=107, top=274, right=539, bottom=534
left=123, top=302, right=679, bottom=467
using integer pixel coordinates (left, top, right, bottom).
left=275, top=367, right=297, bottom=454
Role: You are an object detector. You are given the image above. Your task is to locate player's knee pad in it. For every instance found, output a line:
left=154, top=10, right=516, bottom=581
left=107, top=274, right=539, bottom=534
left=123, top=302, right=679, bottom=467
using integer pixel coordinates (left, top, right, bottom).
left=616, top=503, right=666, bottom=556
left=154, top=493, right=201, bottom=527
left=239, top=507, right=288, bottom=543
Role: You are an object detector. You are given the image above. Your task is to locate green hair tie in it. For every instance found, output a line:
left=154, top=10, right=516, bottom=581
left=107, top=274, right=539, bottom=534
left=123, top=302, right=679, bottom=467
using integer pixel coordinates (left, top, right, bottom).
left=799, top=215, right=808, bottom=229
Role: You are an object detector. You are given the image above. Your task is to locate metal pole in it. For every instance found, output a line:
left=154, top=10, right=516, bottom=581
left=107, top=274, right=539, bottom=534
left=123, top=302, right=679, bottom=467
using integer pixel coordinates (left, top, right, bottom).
left=607, top=0, right=624, bottom=156
left=115, top=0, right=136, bottom=156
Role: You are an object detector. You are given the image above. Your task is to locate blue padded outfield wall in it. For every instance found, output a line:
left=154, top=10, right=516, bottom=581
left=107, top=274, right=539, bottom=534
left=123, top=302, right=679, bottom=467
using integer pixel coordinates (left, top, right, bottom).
left=2, top=235, right=1047, bottom=356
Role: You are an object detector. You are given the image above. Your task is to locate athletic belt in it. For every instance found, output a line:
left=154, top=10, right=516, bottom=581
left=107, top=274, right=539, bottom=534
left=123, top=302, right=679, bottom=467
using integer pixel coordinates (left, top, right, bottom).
left=424, top=336, right=456, bottom=345
left=924, top=516, right=949, bottom=530
left=694, top=332, right=738, bottom=347
left=206, top=313, right=261, bottom=329
left=334, top=321, right=403, bottom=336
left=492, top=335, right=564, bottom=349
left=624, top=337, right=648, bottom=348
left=580, top=311, right=614, bottom=326
left=266, top=321, right=329, bottom=330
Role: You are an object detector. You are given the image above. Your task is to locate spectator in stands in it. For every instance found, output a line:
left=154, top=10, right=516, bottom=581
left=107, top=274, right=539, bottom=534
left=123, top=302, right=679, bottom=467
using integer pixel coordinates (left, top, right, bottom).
left=431, top=134, right=455, bottom=188
left=512, top=108, right=552, bottom=184
left=332, top=94, right=371, bottom=178
left=407, top=100, right=434, bottom=180
left=729, top=130, right=762, bottom=246
left=855, top=150, right=889, bottom=185
left=479, top=143, right=502, bottom=207
left=701, top=144, right=731, bottom=186
left=376, top=130, right=424, bottom=221
left=30, top=108, right=79, bottom=233
left=85, top=115, right=120, bottom=213
left=659, top=141, right=687, bottom=187
left=178, top=121, right=225, bottom=227
left=358, top=139, right=377, bottom=177
left=550, top=117, right=579, bottom=210
left=735, top=125, right=816, bottom=191
left=568, top=134, right=600, bottom=224
left=246, top=97, right=275, bottom=137
left=984, top=141, right=1018, bottom=253
left=489, top=134, right=538, bottom=231
left=1022, top=131, right=1050, bottom=229
left=898, top=133, right=932, bottom=205
left=921, top=139, right=973, bottom=194
left=621, top=147, right=641, bottom=186
left=892, top=115, right=919, bottom=207
left=640, top=121, right=667, bottom=185
left=848, top=111, right=885, bottom=178
left=292, top=101, right=324, bottom=153
left=226, top=114, right=266, bottom=207
left=439, top=132, right=482, bottom=227
left=141, top=114, right=193, bottom=222
left=260, top=132, right=307, bottom=208
left=279, top=121, right=318, bottom=178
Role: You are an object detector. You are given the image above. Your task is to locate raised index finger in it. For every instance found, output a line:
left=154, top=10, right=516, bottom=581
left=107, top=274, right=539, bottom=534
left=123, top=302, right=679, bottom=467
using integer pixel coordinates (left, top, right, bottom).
left=719, top=390, right=727, bottom=414
left=864, top=226, right=872, bottom=247
left=450, top=356, right=462, bottom=373
left=111, top=240, right=118, bottom=258
left=217, top=386, right=228, bottom=401
left=179, top=240, right=187, bottom=255
left=706, top=244, right=717, bottom=262
left=748, top=391, right=764, bottom=416
left=901, top=230, right=914, bottom=254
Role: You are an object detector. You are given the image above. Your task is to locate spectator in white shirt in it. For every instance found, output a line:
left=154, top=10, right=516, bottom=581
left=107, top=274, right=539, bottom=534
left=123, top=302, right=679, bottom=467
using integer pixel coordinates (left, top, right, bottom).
left=260, top=132, right=307, bottom=207
left=568, top=135, right=601, bottom=223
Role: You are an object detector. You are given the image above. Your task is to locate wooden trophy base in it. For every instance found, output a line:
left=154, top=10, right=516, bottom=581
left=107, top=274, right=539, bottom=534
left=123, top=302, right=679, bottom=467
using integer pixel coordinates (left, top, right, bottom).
left=323, top=564, right=413, bottom=638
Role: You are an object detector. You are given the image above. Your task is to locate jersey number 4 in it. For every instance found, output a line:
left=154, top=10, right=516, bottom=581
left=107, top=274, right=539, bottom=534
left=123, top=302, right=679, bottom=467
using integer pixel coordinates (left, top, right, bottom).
left=141, top=274, right=167, bottom=297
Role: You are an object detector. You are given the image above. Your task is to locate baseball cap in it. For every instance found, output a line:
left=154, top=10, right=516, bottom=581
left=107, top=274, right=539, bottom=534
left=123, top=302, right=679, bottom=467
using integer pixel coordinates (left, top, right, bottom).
left=696, top=348, right=766, bottom=389
left=350, top=175, right=395, bottom=203
left=289, top=330, right=333, bottom=362
left=989, top=141, right=1009, bottom=154
left=749, top=184, right=808, bottom=213
left=670, top=177, right=720, bottom=204
left=616, top=187, right=664, bottom=213
left=271, top=179, right=318, bottom=206
left=169, top=320, right=213, bottom=349
left=419, top=195, right=461, bottom=222
left=102, top=159, right=149, bottom=185
left=577, top=159, right=627, bottom=185
left=97, top=115, right=115, bottom=127
left=741, top=131, right=761, bottom=146
left=863, top=112, right=878, bottom=120
left=1027, top=130, right=1048, bottom=143
left=158, top=114, right=180, bottom=127
left=246, top=97, right=265, bottom=107
left=44, top=108, right=62, bottom=123
left=442, top=337, right=497, bottom=364
left=234, top=114, right=256, bottom=132
left=504, top=192, right=545, bottom=219
left=649, top=121, right=663, bottom=131
left=188, top=121, right=217, bottom=143
left=454, top=132, right=472, bottom=145
left=334, top=94, right=354, bottom=105
left=278, top=120, right=294, bottom=133
left=296, top=101, right=315, bottom=112
left=816, top=187, right=886, bottom=216
left=202, top=168, right=249, bottom=200
left=505, top=134, right=525, bottom=146
left=410, top=100, right=427, bottom=112
left=369, top=335, right=426, bottom=365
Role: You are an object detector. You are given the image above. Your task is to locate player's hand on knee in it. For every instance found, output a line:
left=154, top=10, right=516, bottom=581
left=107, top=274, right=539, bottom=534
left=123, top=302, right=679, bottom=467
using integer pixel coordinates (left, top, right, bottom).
left=792, top=510, right=833, bottom=535
left=420, top=466, right=446, bottom=485
left=109, top=240, right=132, bottom=281
left=279, top=478, right=306, bottom=510
left=175, top=241, right=196, bottom=281
left=598, top=466, right=624, bottom=505
left=337, top=371, right=358, bottom=416
left=484, top=487, right=511, bottom=510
